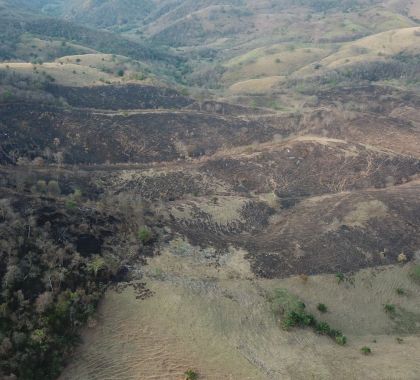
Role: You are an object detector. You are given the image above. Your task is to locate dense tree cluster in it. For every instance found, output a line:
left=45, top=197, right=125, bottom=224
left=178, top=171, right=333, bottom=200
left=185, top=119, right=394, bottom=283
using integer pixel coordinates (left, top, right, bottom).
left=0, top=177, right=152, bottom=380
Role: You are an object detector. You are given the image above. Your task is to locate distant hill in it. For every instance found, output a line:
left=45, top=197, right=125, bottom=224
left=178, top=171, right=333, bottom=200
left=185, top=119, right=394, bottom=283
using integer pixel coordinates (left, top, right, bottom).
left=0, top=0, right=183, bottom=67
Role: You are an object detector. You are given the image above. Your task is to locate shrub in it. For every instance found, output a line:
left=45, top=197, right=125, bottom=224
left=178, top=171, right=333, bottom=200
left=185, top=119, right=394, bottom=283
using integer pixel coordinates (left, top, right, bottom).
left=138, top=226, right=152, bottom=244
left=269, top=289, right=305, bottom=319
left=65, top=199, right=77, bottom=209
left=336, top=273, right=345, bottom=283
left=361, top=346, right=372, bottom=355
left=384, top=304, right=396, bottom=314
left=86, top=256, right=107, bottom=277
left=315, top=321, right=331, bottom=335
left=117, top=69, right=125, bottom=77
left=184, top=369, right=199, bottom=380
left=396, top=288, right=405, bottom=296
left=336, top=335, right=347, bottom=346
left=73, top=188, right=82, bottom=200
left=283, top=309, right=316, bottom=330
left=36, top=180, right=47, bottom=193
left=329, top=329, right=343, bottom=339
left=47, top=180, right=61, bottom=196
left=317, top=303, right=328, bottom=313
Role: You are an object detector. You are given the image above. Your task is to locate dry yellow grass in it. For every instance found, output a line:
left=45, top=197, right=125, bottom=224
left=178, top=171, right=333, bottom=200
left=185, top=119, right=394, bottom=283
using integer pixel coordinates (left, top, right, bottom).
left=0, top=62, right=119, bottom=86
left=224, top=47, right=330, bottom=85
left=293, top=26, right=420, bottom=79
left=13, top=35, right=96, bottom=60
left=297, top=26, right=420, bottom=76
left=341, top=200, right=388, bottom=228
left=229, top=76, right=285, bottom=95
left=225, top=26, right=420, bottom=92
left=0, top=53, right=153, bottom=87
left=60, top=237, right=420, bottom=380
left=170, top=196, right=246, bottom=225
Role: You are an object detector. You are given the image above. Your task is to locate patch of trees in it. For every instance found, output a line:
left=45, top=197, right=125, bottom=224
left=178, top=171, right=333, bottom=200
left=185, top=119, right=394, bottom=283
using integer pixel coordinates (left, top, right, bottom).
left=187, top=64, right=226, bottom=89
left=0, top=177, right=155, bottom=379
left=288, top=54, right=420, bottom=93
left=0, top=69, right=60, bottom=105
left=269, top=288, right=347, bottom=345
left=0, top=18, right=24, bottom=61
left=335, top=56, right=420, bottom=83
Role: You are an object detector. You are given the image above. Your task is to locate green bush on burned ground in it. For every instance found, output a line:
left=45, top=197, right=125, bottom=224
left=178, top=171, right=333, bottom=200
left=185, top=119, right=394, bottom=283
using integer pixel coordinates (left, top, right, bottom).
left=47, top=180, right=61, bottom=196
left=35, top=180, right=47, bottom=193
left=269, top=289, right=347, bottom=345
left=66, top=188, right=82, bottom=210
left=138, top=226, right=153, bottom=244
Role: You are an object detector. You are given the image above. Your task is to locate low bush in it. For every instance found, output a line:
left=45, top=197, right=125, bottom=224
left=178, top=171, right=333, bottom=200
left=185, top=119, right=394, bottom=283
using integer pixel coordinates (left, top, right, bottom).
left=317, top=303, right=328, bottom=313
left=184, top=369, right=199, bottom=380
left=138, top=226, right=152, bottom=244
left=336, top=273, right=345, bottom=283
left=336, top=335, right=347, bottom=346
left=65, top=199, right=77, bottom=209
left=384, top=304, right=396, bottom=314
left=47, top=180, right=61, bottom=196
left=361, top=346, right=372, bottom=355
left=396, top=288, right=406, bottom=296
left=36, top=179, right=47, bottom=193
left=315, top=321, right=331, bottom=335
